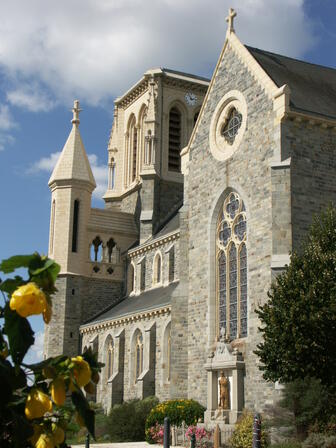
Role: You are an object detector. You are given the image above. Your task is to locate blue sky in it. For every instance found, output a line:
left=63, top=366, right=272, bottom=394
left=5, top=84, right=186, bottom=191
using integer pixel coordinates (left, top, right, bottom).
left=0, top=0, right=335, bottom=362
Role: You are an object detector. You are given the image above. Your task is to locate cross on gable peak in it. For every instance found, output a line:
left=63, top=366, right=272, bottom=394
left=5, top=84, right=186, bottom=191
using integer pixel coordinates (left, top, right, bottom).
left=72, top=99, right=82, bottom=125
left=226, top=7, right=237, bottom=33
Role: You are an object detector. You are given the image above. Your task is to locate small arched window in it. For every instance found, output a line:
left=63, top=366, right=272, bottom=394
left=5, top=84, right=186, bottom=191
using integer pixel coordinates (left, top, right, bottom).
left=107, top=338, right=114, bottom=379
left=153, top=252, right=162, bottom=285
left=128, top=262, right=135, bottom=294
left=107, top=238, right=116, bottom=263
left=217, top=192, right=247, bottom=339
left=168, top=107, right=181, bottom=172
left=91, top=236, right=102, bottom=262
left=135, top=332, right=143, bottom=381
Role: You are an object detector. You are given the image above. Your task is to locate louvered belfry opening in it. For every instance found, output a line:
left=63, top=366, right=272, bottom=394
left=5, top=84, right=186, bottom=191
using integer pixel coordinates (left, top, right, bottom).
left=168, top=107, right=181, bottom=172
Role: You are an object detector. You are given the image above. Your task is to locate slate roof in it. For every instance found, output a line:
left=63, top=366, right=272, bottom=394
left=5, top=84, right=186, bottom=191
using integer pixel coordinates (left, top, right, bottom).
left=247, top=46, right=336, bottom=120
left=83, top=282, right=178, bottom=326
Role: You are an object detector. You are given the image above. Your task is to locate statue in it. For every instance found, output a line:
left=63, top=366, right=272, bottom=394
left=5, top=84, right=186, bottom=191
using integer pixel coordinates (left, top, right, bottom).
left=218, top=371, right=229, bottom=409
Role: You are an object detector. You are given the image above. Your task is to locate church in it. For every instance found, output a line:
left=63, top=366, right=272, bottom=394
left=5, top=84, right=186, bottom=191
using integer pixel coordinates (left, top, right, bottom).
left=43, top=9, right=336, bottom=428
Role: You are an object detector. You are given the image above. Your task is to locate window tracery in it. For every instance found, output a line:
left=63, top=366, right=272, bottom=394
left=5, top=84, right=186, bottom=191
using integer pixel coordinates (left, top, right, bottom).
left=216, top=192, right=247, bottom=339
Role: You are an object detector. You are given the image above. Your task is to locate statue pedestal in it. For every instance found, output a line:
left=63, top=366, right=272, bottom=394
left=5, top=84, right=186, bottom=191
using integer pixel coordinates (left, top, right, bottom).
left=204, top=340, right=245, bottom=426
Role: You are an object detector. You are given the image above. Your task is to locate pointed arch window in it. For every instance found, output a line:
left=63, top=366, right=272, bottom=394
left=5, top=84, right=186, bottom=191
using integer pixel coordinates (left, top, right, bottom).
left=135, top=332, right=143, bottom=381
left=91, top=236, right=102, bottom=262
left=107, top=238, right=116, bottom=263
left=168, top=107, right=181, bottom=172
left=107, top=339, right=114, bottom=379
left=153, top=252, right=162, bottom=285
left=216, top=192, right=247, bottom=339
left=126, top=114, right=138, bottom=186
left=167, top=328, right=171, bottom=381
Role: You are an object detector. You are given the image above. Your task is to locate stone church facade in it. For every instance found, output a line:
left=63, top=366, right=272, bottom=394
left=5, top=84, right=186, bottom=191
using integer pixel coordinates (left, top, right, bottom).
left=44, top=11, right=336, bottom=427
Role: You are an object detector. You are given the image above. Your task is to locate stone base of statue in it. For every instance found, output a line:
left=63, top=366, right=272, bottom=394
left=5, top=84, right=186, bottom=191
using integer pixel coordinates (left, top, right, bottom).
left=204, top=338, right=245, bottom=427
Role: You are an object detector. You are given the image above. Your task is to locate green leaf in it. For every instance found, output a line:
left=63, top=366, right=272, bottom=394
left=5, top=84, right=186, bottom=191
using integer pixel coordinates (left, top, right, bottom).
left=71, top=389, right=95, bottom=439
left=3, top=303, right=34, bottom=365
left=0, top=254, right=39, bottom=274
left=0, top=276, right=25, bottom=296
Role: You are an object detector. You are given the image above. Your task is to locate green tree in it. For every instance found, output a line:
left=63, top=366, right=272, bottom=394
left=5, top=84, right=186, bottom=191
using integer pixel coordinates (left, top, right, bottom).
left=0, top=253, right=103, bottom=447
left=255, top=205, right=336, bottom=387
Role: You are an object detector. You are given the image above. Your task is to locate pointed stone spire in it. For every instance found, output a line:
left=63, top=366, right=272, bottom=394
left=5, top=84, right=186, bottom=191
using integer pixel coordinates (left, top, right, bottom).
left=49, top=100, right=96, bottom=189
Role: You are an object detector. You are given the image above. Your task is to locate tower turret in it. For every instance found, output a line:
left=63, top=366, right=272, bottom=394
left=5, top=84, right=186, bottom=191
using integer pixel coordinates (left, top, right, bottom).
left=48, top=100, right=96, bottom=275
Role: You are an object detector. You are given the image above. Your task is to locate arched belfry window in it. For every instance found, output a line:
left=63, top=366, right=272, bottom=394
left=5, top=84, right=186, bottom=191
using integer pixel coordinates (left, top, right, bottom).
left=126, top=114, right=138, bottom=185
left=135, top=331, right=143, bottom=381
left=91, top=236, right=102, bottom=262
left=216, top=192, right=247, bottom=339
left=168, top=107, right=181, bottom=172
left=107, top=338, right=114, bottom=379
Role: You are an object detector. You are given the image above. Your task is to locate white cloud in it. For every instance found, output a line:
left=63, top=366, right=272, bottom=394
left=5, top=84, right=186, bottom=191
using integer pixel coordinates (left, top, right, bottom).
left=0, top=104, right=15, bottom=131
left=7, top=84, right=56, bottom=112
left=24, top=330, right=44, bottom=365
left=30, top=151, right=107, bottom=199
left=0, top=104, right=16, bottom=151
left=0, top=0, right=315, bottom=108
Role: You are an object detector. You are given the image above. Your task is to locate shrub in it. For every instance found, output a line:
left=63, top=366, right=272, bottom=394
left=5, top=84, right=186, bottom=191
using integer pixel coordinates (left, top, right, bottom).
left=302, top=433, right=336, bottom=448
left=108, top=396, right=159, bottom=442
left=186, top=425, right=212, bottom=447
left=271, top=443, right=302, bottom=448
left=230, top=411, right=269, bottom=448
left=145, top=399, right=205, bottom=443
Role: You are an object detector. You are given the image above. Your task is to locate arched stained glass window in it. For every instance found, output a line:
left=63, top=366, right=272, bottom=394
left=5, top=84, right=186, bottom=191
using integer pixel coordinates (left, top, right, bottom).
left=153, top=252, right=162, bottom=285
left=107, top=339, right=114, bottom=379
left=216, top=192, right=247, bottom=339
left=135, top=332, right=143, bottom=381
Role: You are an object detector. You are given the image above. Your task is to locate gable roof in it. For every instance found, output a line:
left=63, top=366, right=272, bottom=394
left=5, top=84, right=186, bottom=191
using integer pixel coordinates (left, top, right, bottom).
left=82, top=282, right=177, bottom=327
left=247, top=46, right=336, bottom=120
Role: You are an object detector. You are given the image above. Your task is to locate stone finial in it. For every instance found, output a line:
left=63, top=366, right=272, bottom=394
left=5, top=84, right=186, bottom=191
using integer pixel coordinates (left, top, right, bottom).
left=71, top=99, right=82, bottom=125
left=226, top=7, right=237, bottom=33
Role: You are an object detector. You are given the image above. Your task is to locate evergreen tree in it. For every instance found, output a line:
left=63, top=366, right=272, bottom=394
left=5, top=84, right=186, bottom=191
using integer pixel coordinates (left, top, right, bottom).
left=255, top=205, right=336, bottom=387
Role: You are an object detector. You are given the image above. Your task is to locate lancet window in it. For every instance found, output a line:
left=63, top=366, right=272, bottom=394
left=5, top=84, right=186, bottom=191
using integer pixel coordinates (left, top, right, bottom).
left=168, top=107, right=181, bottom=172
left=107, top=338, right=114, bottom=379
left=91, top=236, right=102, bottom=262
left=216, top=192, right=247, bottom=339
left=135, top=332, right=143, bottom=381
left=107, top=238, right=116, bottom=263
left=72, top=199, right=80, bottom=253
left=126, top=114, right=138, bottom=186
left=153, top=252, right=162, bottom=285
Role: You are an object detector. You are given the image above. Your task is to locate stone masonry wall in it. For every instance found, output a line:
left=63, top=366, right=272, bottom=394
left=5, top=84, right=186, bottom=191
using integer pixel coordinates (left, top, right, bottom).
left=131, top=237, right=180, bottom=291
left=82, top=311, right=172, bottom=408
left=185, top=45, right=280, bottom=411
left=284, top=120, right=336, bottom=250
left=44, top=275, right=123, bottom=358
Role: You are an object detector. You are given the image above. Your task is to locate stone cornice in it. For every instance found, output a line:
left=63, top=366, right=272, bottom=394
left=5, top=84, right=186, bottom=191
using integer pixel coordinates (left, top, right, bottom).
left=115, top=79, right=149, bottom=109
left=283, top=110, right=336, bottom=129
left=128, top=230, right=180, bottom=258
left=80, top=305, right=171, bottom=334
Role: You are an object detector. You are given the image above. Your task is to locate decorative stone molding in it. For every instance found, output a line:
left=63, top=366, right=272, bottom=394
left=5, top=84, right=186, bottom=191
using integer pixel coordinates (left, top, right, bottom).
left=128, top=231, right=180, bottom=258
left=209, top=90, right=247, bottom=162
left=80, top=306, right=171, bottom=335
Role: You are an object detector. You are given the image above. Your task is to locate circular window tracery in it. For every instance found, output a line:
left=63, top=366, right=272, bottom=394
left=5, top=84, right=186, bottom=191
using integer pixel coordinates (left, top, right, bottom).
left=209, top=90, right=247, bottom=162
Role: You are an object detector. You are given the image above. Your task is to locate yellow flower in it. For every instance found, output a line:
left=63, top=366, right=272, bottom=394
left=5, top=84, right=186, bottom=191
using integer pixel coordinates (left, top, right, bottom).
left=35, top=433, right=55, bottom=448
left=50, top=377, right=66, bottom=406
left=51, top=424, right=65, bottom=445
left=71, top=356, right=91, bottom=387
left=25, top=389, right=52, bottom=420
left=10, top=283, right=47, bottom=318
